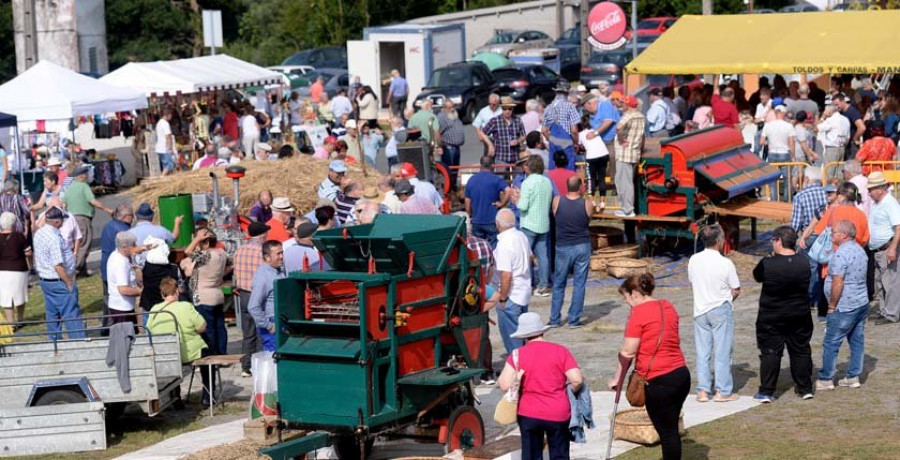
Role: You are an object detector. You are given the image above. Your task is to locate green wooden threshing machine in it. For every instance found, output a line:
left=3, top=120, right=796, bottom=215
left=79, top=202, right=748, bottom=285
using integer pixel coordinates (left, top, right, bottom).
left=261, top=214, right=490, bottom=459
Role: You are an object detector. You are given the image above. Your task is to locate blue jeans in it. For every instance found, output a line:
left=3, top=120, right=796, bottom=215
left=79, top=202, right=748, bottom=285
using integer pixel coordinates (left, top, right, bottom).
left=498, top=300, right=526, bottom=354
left=518, top=415, right=569, bottom=460
left=197, top=304, right=227, bottom=355
left=471, top=223, right=498, bottom=249
left=694, top=302, right=734, bottom=395
left=767, top=152, right=792, bottom=201
left=257, top=324, right=277, bottom=352
left=40, top=279, right=85, bottom=340
left=550, top=243, right=591, bottom=326
left=158, top=152, right=175, bottom=172
left=522, top=228, right=550, bottom=289
left=441, top=144, right=461, bottom=191
left=818, top=305, right=868, bottom=381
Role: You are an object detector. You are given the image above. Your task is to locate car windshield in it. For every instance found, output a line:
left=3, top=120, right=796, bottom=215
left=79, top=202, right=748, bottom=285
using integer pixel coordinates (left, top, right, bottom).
left=637, top=20, right=662, bottom=30
left=428, top=67, right=472, bottom=87
left=560, top=27, right=578, bottom=40
left=488, top=33, right=515, bottom=44
left=493, top=68, right=525, bottom=81
left=588, top=52, right=629, bottom=67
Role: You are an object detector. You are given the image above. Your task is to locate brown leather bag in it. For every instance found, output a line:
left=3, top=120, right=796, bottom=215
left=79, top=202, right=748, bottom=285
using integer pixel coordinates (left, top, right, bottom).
left=625, top=301, right=665, bottom=407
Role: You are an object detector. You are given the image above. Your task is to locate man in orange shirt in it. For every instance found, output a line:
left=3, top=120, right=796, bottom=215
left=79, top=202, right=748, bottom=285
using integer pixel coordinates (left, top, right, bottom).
left=265, top=197, right=295, bottom=243
left=310, top=77, right=325, bottom=104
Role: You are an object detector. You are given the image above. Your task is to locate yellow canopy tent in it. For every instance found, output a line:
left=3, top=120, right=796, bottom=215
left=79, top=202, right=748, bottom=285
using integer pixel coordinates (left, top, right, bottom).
left=625, top=10, right=900, bottom=75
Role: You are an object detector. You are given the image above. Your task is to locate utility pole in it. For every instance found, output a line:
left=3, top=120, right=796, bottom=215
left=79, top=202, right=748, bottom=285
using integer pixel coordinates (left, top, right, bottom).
left=556, top=0, right=565, bottom=38
left=702, top=0, right=713, bottom=15
left=580, top=0, right=590, bottom=69
left=23, top=0, right=38, bottom=71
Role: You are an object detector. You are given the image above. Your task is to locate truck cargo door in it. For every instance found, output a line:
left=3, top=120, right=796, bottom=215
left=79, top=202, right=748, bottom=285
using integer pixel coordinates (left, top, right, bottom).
left=348, top=41, right=379, bottom=94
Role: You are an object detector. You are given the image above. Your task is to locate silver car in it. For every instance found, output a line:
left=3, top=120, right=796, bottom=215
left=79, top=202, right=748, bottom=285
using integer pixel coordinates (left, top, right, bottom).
left=473, top=30, right=554, bottom=57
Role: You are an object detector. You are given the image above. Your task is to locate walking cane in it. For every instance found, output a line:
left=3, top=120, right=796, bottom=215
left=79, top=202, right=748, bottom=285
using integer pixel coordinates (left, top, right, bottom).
left=606, top=353, right=634, bottom=460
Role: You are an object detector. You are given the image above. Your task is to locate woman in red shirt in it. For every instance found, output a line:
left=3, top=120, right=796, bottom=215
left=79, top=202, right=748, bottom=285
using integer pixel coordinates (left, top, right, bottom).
left=609, top=273, right=689, bottom=460
left=498, top=312, right=583, bottom=460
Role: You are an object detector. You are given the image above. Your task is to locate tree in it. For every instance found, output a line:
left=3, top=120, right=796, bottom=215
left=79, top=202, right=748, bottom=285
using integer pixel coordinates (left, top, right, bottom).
left=106, top=0, right=196, bottom=69
left=0, top=1, right=15, bottom=83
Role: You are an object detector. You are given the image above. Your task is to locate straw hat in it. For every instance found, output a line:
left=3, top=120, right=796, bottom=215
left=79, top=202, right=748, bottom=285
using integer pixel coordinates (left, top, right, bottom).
left=867, top=171, right=889, bottom=189
left=510, top=312, right=551, bottom=339
left=362, top=186, right=383, bottom=203
left=272, top=197, right=294, bottom=212
left=500, top=96, right=517, bottom=108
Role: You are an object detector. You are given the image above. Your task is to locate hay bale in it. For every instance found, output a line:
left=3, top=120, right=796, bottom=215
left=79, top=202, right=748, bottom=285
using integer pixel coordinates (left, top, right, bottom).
left=125, top=157, right=379, bottom=215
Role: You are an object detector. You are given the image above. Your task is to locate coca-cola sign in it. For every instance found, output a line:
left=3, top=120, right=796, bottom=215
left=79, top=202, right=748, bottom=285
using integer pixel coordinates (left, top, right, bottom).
left=587, top=2, right=627, bottom=51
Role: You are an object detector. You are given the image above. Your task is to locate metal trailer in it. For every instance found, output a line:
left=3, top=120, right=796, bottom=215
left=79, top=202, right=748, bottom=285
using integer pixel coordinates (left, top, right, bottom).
left=0, top=313, right=183, bottom=457
left=262, top=215, right=490, bottom=459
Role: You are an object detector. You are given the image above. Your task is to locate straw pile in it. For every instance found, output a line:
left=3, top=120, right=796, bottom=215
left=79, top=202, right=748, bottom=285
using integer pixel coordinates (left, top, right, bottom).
left=125, top=156, right=379, bottom=214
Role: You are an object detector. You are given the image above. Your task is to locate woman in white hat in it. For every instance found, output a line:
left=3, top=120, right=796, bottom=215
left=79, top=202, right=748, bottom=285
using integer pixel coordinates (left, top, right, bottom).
left=498, top=312, right=583, bottom=459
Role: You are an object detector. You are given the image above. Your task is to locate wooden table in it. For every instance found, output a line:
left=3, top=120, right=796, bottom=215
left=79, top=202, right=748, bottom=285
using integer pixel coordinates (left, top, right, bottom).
left=188, top=354, right=243, bottom=416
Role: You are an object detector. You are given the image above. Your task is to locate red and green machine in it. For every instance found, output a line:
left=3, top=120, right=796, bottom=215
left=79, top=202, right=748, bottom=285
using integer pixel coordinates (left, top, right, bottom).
left=261, top=214, right=489, bottom=459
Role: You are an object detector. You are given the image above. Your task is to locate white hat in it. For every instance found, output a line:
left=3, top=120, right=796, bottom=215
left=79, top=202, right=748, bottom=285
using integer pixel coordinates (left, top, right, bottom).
left=47, top=156, right=63, bottom=167
left=774, top=105, right=788, bottom=113
left=345, top=119, right=358, bottom=130
left=510, top=312, right=552, bottom=339
left=272, top=197, right=294, bottom=212
left=576, top=84, right=587, bottom=93
left=258, top=143, right=272, bottom=152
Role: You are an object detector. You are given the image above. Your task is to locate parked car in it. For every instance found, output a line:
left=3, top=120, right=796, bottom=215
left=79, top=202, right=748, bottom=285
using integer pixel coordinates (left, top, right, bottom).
left=282, top=46, right=347, bottom=69
left=267, top=65, right=315, bottom=76
left=492, top=65, right=565, bottom=108
left=745, top=8, right=777, bottom=13
left=296, top=68, right=349, bottom=99
left=473, top=30, right=554, bottom=57
left=580, top=50, right=630, bottom=88
left=414, top=61, right=495, bottom=123
left=555, top=26, right=580, bottom=47
left=635, top=17, right=677, bottom=37
left=779, top=4, right=820, bottom=12
left=832, top=1, right=869, bottom=11
left=556, top=44, right=582, bottom=82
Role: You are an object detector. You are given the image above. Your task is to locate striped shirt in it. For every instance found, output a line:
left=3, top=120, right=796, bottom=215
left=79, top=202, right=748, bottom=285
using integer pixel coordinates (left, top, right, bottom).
left=517, top=173, right=553, bottom=234
left=466, top=235, right=494, bottom=275
left=233, top=239, right=264, bottom=291
left=542, top=97, right=580, bottom=130
left=335, top=193, right=360, bottom=225
left=438, top=112, right=466, bottom=147
left=616, top=110, right=646, bottom=164
left=34, top=223, right=75, bottom=279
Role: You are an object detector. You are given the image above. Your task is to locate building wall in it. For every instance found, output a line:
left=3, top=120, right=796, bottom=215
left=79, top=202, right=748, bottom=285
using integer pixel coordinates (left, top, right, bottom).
left=76, top=0, right=109, bottom=75
left=12, top=0, right=109, bottom=75
left=410, top=0, right=579, bottom=57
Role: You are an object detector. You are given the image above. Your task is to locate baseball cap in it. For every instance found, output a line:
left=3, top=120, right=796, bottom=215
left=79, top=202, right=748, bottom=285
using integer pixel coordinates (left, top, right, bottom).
left=772, top=97, right=784, bottom=107
left=610, top=91, right=624, bottom=101
left=329, top=160, right=348, bottom=173
left=824, top=184, right=838, bottom=193
left=324, top=136, right=338, bottom=145
left=399, top=162, right=418, bottom=178
left=248, top=221, right=271, bottom=237
left=774, top=105, right=787, bottom=113
left=625, top=96, right=639, bottom=108
left=295, top=221, right=319, bottom=239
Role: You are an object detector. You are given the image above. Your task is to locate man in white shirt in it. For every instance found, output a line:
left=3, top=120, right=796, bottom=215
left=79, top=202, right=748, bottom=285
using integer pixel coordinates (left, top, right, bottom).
left=399, top=162, right=443, bottom=209
left=474, top=94, right=502, bottom=155
left=761, top=105, right=796, bottom=201
left=646, top=88, right=670, bottom=138
left=688, top=224, right=741, bottom=403
left=155, top=108, right=175, bottom=176
left=284, top=220, right=321, bottom=272
left=816, top=103, right=850, bottom=182
left=330, top=89, right=353, bottom=124
left=867, top=172, right=900, bottom=324
left=107, top=232, right=143, bottom=324
left=493, top=208, right=531, bottom=353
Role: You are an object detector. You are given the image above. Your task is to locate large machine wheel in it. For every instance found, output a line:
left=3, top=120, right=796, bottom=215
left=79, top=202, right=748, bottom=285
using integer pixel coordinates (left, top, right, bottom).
left=445, top=405, right=484, bottom=453
left=332, top=435, right=374, bottom=460
left=33, top=389, right=87, bottom=406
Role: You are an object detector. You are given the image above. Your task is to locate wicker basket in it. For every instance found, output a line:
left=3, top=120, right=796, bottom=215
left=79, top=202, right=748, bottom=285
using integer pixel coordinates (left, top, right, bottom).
left=606, top=258, right=650, bottom=279
left=595, top=244, right=639, bottom=260
left=613, top=408, right=685, bottom=445
left=590, top=254, right=610, bottom=272
left=589, top=225, right=625, bottom=250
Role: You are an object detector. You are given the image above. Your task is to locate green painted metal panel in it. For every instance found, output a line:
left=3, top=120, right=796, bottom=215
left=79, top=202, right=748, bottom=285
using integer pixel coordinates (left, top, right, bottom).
left=277, top=358, right=367, bottom=427
left=397, top=367, right=483, bottom=386
left=277, top=336, right=362, bottom=359
left=260, top=432, right=331, bottom=460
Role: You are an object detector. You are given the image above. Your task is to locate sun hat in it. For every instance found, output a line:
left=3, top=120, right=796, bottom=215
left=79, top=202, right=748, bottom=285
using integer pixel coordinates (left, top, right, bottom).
left=580, top=93, right=597, bottom=107
left=135, top=203, right=154, bottom=220
left=345, top=119, right=358, bottom=130
left=329, top=160, right=348, bottom=173
left=867, top=171, right=889, bottom=189
left=510, top=312, right=552, bottom=339
left=272, top=197, right=295, bottom=212
left=47, top=156, right=63, bottom=167
left=257, top=143, right=272, bottom=152
left=500, top=96, right=517, bottom=108
left=362, top=186, right=383, bottom=203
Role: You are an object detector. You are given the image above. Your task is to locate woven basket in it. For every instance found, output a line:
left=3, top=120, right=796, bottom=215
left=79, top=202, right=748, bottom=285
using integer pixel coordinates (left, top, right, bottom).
left=606, top=258, right=650, bottom=279
left=613, top=408, right=685, bottom=445
left=595, top=244, right=639, bottom=260
left=589, top=226, right=625, bottom=250
left=590, top=254, right=610, bottom=272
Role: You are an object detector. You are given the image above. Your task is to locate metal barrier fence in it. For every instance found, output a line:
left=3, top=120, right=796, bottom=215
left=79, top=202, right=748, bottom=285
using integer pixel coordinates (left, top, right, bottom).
left=822, top=160, right=900, bottom=199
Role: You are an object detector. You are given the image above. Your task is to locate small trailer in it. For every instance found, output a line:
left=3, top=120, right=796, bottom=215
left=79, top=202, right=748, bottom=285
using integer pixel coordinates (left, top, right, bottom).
left=0, top=314, right=184, bottom=457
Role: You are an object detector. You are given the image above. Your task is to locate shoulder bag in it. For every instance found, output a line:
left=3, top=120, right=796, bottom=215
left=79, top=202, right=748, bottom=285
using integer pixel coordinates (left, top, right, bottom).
left=493, top=348, right=522, bottom=425
left=625, top=301, right=665, bottom=407
left=808, top=211, right=836, bottom=265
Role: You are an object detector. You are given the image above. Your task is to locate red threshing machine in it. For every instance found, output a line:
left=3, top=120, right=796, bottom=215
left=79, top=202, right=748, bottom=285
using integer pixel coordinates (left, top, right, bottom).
left=634, top=125, right=792, bottom=249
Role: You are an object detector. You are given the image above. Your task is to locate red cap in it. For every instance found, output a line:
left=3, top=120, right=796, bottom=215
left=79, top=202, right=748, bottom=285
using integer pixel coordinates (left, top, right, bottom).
left=625, top=95, right=639, bottom=108
left=399, top=162, right=418, bottom=178
left=324, top=136, right=338, bottom=145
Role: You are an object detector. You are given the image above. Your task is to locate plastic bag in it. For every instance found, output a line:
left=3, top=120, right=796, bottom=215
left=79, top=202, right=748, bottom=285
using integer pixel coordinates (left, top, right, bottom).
left=249, top=351, right=278, bottom=419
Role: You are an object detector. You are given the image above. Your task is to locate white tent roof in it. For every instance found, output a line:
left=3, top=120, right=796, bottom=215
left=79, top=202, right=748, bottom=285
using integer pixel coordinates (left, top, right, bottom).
left=101, top=54, right=284, bottom=96
left=0, top=60, right=148, bottom=122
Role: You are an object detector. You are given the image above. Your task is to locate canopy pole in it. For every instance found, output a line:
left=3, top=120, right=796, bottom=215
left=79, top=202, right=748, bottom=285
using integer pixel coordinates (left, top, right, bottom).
left=14, top=125, right=23, bottom=195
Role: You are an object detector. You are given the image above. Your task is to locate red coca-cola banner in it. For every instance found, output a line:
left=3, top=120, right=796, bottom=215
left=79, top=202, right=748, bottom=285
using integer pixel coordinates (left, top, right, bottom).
left=587, top=2, right=627, bottom=51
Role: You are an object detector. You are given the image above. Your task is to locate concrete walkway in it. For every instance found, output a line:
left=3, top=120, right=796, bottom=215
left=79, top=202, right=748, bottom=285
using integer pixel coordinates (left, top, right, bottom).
left=115, top=387, right=757, bottom=460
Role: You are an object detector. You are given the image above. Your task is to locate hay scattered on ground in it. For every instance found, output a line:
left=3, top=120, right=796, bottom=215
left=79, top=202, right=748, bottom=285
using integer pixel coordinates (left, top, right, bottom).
left=183, top=439, right=269, bottom=460
left=125, top=156, right=379, bottom=215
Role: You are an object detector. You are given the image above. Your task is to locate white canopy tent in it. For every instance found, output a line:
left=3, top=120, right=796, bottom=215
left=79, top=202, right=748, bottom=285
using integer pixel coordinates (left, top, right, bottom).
left=0, top=60, right=149, bottom=121
left=101, top=54, right=284, bottom=96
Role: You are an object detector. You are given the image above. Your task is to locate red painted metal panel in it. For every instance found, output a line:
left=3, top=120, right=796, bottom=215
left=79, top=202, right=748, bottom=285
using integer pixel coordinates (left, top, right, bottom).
left=397, top=305, right=446, bottom=334
left=399, top=339, right=435, bottom=376
left=662, top=126, right=745, bottom=163
left=365, top=286, right=389, bottom=340
left=397, top=275, right=446, bottom=306
left=462, top=327, right=483, bottom=364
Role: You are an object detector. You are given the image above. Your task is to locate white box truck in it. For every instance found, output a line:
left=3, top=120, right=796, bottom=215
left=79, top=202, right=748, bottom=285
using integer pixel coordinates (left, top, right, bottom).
left=348, top=23, right=466, bottom=116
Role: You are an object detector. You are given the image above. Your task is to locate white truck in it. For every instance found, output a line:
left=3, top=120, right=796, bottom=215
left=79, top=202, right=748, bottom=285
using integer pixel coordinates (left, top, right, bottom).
left=348, top=23, right=466, bottom=112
